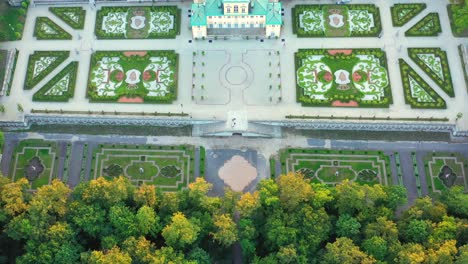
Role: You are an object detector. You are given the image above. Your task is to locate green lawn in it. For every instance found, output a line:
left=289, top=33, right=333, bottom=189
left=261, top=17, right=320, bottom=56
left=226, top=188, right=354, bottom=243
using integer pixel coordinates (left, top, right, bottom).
left=0, top=1, right=27, bottom=41
left=424, top=152, right=468, bottom=196
left=279, top=148, right=391, bottom=185
left=91, top=144, right=195, bottom=191
left=9, top=139, right=60, bottom=190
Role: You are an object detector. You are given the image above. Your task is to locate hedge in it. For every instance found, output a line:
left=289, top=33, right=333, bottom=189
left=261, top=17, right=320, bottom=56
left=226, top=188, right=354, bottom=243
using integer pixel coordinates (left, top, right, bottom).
left=34, top=17, right=72, bottom=40
left=86, top=50, right=178, bottom=104
left=32, top=61, right=78, bottom=102
left=390, top=3, right=426, bottom=27
left=408, top=48, right=454, bottom=97
left=295, top=48, right=392, bottom=108
left=24, top=50, right=69, bottom=90
left=399, top=59, right=446, bottom=109
left=95, top=6, right=180, bottom=39
left=49, top=6, right=86, bottom=29
left=447, top=4, right=468, bottom=37
left=292, top=4, right=382, bottom=38
left=405, top=13, right=442, bottom=37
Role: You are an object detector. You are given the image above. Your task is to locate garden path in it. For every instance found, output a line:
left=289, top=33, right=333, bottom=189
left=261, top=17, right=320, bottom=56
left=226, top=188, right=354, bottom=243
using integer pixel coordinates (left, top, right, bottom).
left=0, top=0, right=467, bottom=132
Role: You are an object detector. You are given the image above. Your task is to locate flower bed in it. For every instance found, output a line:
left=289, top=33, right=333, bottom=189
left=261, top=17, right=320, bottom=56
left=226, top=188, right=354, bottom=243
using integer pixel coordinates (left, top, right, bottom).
left=295, top=49, right=392, bottom=107
left=405, top=13, right=442, bottom=37
left=292, top=4, right=382, bottom=37
left=34, top=17, right=72, bottom=40
left=408, top=48, right=454, bottom=97
left=399, top=59, right=446, bottom=109
left=95, top=6, right=180, bottom=39
left=33, top=61, right=78, bottom=102
left=49, top=6, right=86, bottom=29
left=87, top=50, right=178, bottom=104
left=24, top=50, right=69, bottom=90
left=424, top=152, right=468, bottom=196
left=390, top=3, right=426, bottom=27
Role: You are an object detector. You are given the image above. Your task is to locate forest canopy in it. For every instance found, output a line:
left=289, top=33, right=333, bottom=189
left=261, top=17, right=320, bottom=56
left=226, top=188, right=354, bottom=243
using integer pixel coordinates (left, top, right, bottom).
left=0, top=173, right=466, bottom=263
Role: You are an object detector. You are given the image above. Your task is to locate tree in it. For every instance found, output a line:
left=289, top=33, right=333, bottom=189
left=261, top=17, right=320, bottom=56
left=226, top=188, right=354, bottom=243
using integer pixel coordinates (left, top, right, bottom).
left=211, top=214, right=238, bottom=247
left=426, top=240, right=457, bottom=264
left=85, top=246, right=132, bottom=264
left=362, top=236, right=388, bottom=261
left=395, top=243, right=426, bottom=264
left=430, top=216, right=457, bottom=244
left=335, top=214, right=361, bottom=240
left=0, top=178, right=30, bottom=217
left=162, top=212, right=200, bottom=249
left=365, top=217, right=399, bottom=243
left=133, top=183, right=157, bottom=208
left=321, top=237, right=376, bottom=264
left=74, top=177, right=134, bottom=208
left=440, top=186, right=468, bottom=218
left=403, top=219, right=431, bottom=244
left=236, top=191, right=260, bottom=217
left=276, top=173, right=313, bottom=212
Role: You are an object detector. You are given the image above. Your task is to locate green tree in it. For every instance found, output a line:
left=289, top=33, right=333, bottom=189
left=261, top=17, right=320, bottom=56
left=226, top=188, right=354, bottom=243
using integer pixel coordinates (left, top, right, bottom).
left=85, top=246, right=132, bottom=264
left=395, top=243, right=427, bottom=264
left=440, top=186, right=468, bottom=218
left=403, top=219, right=431, bottom=244
left=321, top=237, right=376, bottom=264
left=162, top=212, right=200, bottom=249
left=362, top=236, right=388, bottom=261
left=336, top=214, right=361, bottom=239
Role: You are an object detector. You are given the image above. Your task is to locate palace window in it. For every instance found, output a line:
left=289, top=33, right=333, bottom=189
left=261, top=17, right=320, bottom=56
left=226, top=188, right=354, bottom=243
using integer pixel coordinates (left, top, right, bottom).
left=242, top=7, right=246, bottom=13
left=234, top=5, right=238, bottom=13
left=227, top=7, right=231, bottom=13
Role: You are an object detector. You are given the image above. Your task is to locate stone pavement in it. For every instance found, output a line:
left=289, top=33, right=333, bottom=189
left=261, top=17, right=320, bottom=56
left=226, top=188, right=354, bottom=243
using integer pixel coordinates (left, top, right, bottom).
left=0, top=0, right=467, bottom=132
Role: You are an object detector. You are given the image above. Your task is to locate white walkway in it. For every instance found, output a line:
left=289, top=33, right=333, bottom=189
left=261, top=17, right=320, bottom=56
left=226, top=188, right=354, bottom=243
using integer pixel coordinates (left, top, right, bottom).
left=0, top=0, right=467, bottom=131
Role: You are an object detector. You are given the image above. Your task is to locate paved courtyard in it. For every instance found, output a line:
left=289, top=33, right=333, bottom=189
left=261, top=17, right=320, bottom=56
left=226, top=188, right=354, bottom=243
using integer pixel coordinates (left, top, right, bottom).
left=0, top=0, right=467, bottom=132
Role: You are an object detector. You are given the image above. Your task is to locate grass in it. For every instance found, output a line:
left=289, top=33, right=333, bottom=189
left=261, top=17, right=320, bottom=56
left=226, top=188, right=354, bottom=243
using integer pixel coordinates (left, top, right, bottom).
left=423, top=152, right=468, bottom=196
left=0, top=1, right=27, bottom=41
left=9, top=139, right=60, bottom=190
left=91, top=144, right=195, bottom=191
left=279, top=148, right=391, bottom=186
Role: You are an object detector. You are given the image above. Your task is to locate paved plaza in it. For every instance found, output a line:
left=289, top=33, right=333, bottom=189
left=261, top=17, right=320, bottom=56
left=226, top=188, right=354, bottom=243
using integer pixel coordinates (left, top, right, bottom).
left=0, top=0, right=467, bottom=133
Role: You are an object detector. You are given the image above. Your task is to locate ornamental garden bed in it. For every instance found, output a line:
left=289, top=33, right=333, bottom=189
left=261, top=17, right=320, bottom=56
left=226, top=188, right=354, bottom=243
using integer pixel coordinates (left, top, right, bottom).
left=34, top=17, right=72, bottom=40
left=91, top=144, right=195, bottom=191
left=424, top=152, right=468, bottom=196
left=9, top=139, right=61, bottom=190
left=87, top=50, right=178, bottom=103
left=33, top=61, right=78, bottom=102
left=447, top=4, right=468, bottom=37
left=279, top=148, right=391, bottom=186
left=295, top=48, right=392, bottom=107
left=49, top=6, right=86, bottom=30
left=405, top=13, right=442, bottom=37
left=408, top=48, right=454, bottom=97
left=390, top=3, right=426, bottom=27
left=95, top=6, right=180, bottom=39
left=399, top=59, right=446, bottom=109
left=292, top=4, right=382, bottom=37
left=24, top=50, right=69, bottom=90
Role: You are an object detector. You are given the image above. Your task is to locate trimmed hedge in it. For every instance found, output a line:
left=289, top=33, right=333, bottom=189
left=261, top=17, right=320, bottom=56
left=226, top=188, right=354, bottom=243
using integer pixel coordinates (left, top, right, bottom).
left=405, top=13, right=442, bottom=37
left=95, top=6, right=180, bottom=39
left=399, top=59, right=446, bottom=109
left=49, top=6, right=86, bottom=29
left=390, top=3, right=426, bottom=27
left=24, top=50, right=69, bottom=90
left=33, top=61, right=78, bottom=102
left=34, top=17, right=72, bottom=40
left=292, top=4, right=382, bottom=38
left=447, top=4, right=468, bottom=37
left=295, top=48, right=392, bottom=108
left=408, top=48, right=454, bottom=97
left=87, top=50, right=178, bottom=104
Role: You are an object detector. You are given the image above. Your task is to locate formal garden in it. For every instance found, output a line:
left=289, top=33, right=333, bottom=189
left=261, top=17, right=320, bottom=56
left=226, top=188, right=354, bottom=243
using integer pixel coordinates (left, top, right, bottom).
left=9, top=139, right=61, bottom=190
left=91, top=144, right=195, bottom=191
left=295, top=49, right=392, bottom=107
left=399, top=59, right=446, bottom=109
left=390, top=3, right=426, bottom=27
left=408, top=48, right=454, bottom=97
left=32, top=61, right=78, bottom=102
left=95, top=6, right=180, bottom=39
left=24, top=50, right=70, bottom=90
left=279, top=148, right=391, bottom=186
left=0, top=0, right=28, bottom=41
left=292, top=4, right=382, bottom=37
left=87, top=50, right=178, bottom=103
left=424, top=152, right=468, bottom=196
left=49, top=6, right=86, bottom=30
left=34, top=17, right=72, bottom=40
left=405, top=13, right=442, bottom=37
left=447, top=0, right=468, bottom=37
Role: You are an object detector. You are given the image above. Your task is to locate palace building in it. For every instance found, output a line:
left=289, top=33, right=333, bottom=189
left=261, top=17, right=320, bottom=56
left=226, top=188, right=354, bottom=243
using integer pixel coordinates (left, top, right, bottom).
left=190, top=0, right=282, bottom=39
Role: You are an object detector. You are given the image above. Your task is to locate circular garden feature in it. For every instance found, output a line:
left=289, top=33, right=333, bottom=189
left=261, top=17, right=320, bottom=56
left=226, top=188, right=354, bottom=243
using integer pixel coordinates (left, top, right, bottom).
left=24, top=157, right=45, bottom=181
left=104, top=164, right=123, bottom=177
left=161, top=165, right=181, bottom=178
left=438, top=165, right=457, bottom=188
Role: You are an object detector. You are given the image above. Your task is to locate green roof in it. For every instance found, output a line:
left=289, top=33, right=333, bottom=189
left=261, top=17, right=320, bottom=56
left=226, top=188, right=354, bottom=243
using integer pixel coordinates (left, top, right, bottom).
left=190, top=0, right=282, bottom=26
left=191, top=3, right=207, bottom=26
